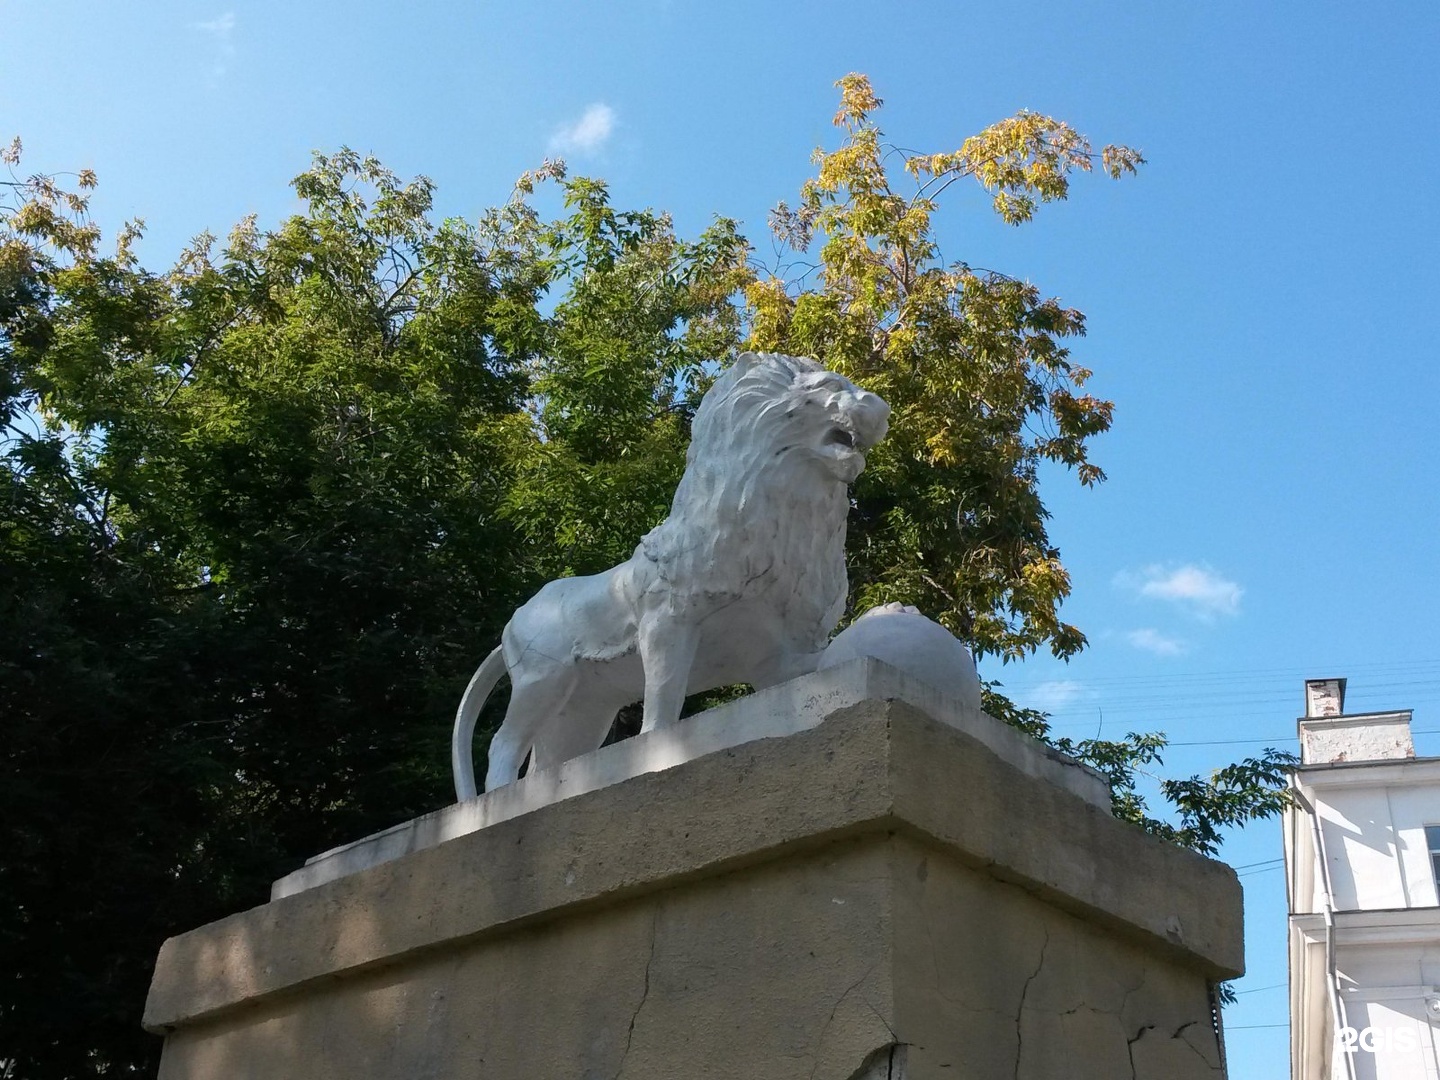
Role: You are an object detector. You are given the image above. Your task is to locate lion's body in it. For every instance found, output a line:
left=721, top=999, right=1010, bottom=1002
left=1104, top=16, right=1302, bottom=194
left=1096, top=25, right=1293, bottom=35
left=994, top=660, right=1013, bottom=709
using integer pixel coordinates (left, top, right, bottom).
left=452, top=352, right=890, bottom=798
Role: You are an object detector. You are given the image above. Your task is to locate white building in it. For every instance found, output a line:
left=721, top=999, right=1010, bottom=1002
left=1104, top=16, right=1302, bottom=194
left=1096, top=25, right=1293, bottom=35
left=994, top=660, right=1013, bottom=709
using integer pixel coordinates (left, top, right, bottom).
left=1286, top=677, right=1440, bottom=1079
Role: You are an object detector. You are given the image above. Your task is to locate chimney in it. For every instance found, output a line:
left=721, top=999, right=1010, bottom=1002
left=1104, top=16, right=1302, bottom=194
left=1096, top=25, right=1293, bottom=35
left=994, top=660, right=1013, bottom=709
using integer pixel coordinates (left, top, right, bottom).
left=1298, top=677, right=1414, bottom=765
left=1303, top=677, right=1346, bottom=718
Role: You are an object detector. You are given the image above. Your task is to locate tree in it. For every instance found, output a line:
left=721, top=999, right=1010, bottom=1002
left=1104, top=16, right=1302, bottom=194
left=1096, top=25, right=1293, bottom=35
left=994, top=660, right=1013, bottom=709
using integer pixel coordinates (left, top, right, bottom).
left=1, top=79, right=1292, bottom=1076
left=1, top=145, right=552, bottom=1076
left=748, top=74, right=1137, bottom=659
left=496, top=165, right=751, bottom=583
left=739, top=72, right=1294, bottom=857
left=2, top=141, right=205, bottom=1078
left=0, top=142, right=752, bottom=1077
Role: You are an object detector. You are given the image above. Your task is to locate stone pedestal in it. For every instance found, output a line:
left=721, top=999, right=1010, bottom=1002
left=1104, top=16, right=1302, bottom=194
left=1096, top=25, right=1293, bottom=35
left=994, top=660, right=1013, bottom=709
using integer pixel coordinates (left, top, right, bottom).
left=144, top=661, right=1242, bottom=1078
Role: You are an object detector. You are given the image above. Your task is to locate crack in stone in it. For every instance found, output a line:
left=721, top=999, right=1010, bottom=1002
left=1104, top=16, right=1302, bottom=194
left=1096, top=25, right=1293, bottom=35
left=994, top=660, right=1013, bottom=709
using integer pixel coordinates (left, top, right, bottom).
left=809, top=965, right=879, bottom=1080
left=841, top=1042, right=906, bottom=1080
left=1012, top=928, right=1050, bottom=1080
left=918, top=893, right=966, bottom=1010
left=611, top=906, right=660, bottom=1080
left=1121, top=1017, right=1222, bottom=1078
left=915, top=894, right=1007, bottom=1015
left=865, top=996, right=897, bottom=1043
left=1172, top=1019, right=1224, bottom=1073
left=885, top=1042, right=904, bottom=1080
left=1126, top=1023, right=1156, bottom=1080
left=1058, top=1001, right=1112, bottom=1020
left=1116, top=973, right=1147, bottom=1028
left=908, top=870, right=1209, bottom=1079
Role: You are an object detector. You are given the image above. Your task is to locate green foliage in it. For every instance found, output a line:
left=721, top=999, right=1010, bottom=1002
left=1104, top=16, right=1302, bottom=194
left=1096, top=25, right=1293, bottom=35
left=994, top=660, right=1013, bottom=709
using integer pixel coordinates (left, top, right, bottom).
left=1052, top=733, right=1295, bottom=859
left=2, top=146, right=551, bottom=1076
left=984, top=685, right=1297, bottom=859
left=500, top=166, right=751, bottom=579
left=0, top=140, right=754, bottom=1077
left=1, top=81, right=1290, bottom=1077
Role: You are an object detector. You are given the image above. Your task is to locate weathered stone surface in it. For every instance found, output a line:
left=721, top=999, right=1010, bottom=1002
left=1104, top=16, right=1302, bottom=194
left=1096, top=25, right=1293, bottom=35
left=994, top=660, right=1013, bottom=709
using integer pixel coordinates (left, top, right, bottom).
left=273, top=659, right=1109, bottom=900
left=1298, top=709, right=1415, bottom=764
left=147, top=688, right=1242, bottom=1079
left=154, top=842, right=898, bottom=1080
left=891, top=833, right=1225, bottom=1076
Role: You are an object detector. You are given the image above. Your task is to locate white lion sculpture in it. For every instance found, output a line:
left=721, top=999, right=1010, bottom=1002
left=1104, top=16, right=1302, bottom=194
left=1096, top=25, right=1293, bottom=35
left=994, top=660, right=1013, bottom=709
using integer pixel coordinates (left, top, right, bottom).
left=452, top=352, right=890, bottom=798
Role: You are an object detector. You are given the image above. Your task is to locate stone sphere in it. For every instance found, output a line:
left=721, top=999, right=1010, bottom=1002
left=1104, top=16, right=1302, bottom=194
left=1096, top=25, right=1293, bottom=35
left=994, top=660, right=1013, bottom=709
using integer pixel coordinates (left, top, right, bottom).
left=819, top=603, right=983, bottom=712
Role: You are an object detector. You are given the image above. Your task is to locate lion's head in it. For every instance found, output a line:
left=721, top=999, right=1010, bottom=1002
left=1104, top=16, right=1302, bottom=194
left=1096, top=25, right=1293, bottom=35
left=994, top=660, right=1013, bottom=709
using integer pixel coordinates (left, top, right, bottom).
left=639, top=354, right=889, bottom=647
left=687, top=352, right=890, bottom=486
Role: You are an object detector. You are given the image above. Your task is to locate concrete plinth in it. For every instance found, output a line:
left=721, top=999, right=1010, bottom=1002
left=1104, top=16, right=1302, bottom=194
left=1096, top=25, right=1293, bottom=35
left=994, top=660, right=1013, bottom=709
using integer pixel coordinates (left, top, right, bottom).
left=145, top=661, right=1242, bottom=1078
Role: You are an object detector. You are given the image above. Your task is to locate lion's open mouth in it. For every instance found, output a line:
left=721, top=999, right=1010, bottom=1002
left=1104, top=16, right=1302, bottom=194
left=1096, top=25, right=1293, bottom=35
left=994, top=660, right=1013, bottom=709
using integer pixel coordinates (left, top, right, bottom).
left=825, top=427, right=857, bottom=449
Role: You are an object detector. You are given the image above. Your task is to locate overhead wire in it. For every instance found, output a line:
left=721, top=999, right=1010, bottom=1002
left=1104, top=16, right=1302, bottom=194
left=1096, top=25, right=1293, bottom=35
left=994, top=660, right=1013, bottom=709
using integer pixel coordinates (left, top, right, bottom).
left=1166, top=728, right=1440, bottom=749
left=1232, top=982, right=1286, bottom=996
left=996, top=657, right=1440, bottom=690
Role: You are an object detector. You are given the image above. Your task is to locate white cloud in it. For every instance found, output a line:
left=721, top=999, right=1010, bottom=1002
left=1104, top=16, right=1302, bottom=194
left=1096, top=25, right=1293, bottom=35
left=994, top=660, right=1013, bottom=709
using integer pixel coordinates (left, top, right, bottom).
left=549, top=103, right=616, bottom=156
left=1125, top=627, right=1188, bottom=657
left=194, top=12, right=236, bottom=80
left=1114, top=562, right=1243, bottom=620
left=195, top=12, right=235, bottom=34
left=1015, top=679, right=1087, bottom=714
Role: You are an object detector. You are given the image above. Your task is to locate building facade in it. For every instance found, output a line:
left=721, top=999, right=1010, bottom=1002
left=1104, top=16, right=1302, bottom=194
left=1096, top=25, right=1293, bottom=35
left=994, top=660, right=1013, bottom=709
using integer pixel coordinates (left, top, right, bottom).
left=1286, top=678, right=1440, bottom=1079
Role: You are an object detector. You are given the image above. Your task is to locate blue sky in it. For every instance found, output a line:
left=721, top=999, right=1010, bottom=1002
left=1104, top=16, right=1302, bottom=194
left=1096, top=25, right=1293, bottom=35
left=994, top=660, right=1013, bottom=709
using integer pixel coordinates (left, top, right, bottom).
left=6, top=1, right=1440, bottom=1074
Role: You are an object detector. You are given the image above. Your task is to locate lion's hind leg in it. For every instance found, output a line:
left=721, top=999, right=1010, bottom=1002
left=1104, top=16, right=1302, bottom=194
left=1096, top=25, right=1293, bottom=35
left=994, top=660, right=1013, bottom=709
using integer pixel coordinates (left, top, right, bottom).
left=530, top=697, right=620, bottom=775
left=484, top=669, right=579, bottom=791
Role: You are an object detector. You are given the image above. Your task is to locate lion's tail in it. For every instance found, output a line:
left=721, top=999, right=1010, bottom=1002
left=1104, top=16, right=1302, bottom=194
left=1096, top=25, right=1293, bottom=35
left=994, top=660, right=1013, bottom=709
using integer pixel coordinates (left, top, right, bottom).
left=452, top=645, right=507, bottom=802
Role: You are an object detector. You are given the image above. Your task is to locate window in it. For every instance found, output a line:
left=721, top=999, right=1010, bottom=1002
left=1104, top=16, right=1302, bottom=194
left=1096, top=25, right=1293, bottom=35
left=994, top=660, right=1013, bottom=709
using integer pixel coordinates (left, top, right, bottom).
left=1426, top=825, right=1440, bottom=891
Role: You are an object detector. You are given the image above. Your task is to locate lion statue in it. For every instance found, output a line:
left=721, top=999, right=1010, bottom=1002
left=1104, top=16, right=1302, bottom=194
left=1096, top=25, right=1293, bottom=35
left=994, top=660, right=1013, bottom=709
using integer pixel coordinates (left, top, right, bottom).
left=452, top=352, right=890, bottom=798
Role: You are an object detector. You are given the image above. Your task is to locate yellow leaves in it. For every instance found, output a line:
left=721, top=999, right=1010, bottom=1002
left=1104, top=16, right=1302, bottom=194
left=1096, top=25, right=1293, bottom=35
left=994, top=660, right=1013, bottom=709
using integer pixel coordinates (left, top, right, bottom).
left=992, top=191, right=1038, bottom=226
left=924, top=425, right=958, bottom=467
left=902, top=111, right=1142, bottom=227
left=1101, top=144, right=1146, bottom=179
left=1021, top=555, right=1071, bottom=598
left=895, top=200, right=932, bottom=244
left=743, top=277, right=793, bottom=351
left=12, top=200, right=51, bottom=235
left=815, top=132, right=884, bottom=199
left=512, top=158, right=567, bottom=199
left=1048, top=388, right=1114, bottom=441
left=114, top=219, right=144, bottom=266
left=884, top=319, right=918, bottom=363
left=1, top=136, right=20, bottom=166
left=903, top=152, right=943, bottom=180
left=833, top=73, right=882, bottom=128
left=226, top=213, right=260, bottom=259
left=738, top=75, right=1132, bottom=660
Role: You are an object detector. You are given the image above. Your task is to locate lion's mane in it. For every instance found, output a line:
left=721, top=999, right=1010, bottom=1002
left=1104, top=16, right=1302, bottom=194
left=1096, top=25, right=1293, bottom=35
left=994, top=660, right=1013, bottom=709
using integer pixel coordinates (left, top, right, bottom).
left=638, top=353, right=853, bottom=652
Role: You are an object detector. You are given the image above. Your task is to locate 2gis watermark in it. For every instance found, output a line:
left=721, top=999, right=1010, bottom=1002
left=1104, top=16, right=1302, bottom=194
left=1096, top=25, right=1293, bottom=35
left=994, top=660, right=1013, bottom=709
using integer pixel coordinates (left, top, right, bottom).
left=1336, top=1026, right=1421, bottom=1055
